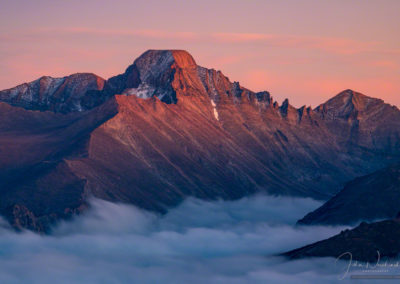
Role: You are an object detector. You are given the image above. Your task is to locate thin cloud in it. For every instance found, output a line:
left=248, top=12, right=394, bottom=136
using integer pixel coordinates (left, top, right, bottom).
left=6, top=27, right=199, bottom=41
left=368, top=60, right=398, bottom=69
left=58, top=27, right=197, bottom=40
left=212, top=32, right=381, bottom=55
left=2, top=28, right=382, bottom=55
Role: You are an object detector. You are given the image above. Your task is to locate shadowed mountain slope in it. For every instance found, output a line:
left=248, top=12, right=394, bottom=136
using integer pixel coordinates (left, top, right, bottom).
left=285, top=218, right=400, bottom=262
left=298, top=164, right=400, bottom=226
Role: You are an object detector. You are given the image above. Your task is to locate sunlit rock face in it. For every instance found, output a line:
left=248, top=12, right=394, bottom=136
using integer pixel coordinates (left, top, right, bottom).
left=106, top=50, right=199, bottom=104
left=0, top=49, right=400, bottom=232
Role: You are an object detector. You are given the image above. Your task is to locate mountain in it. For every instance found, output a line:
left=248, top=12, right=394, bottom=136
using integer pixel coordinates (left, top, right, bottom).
left=1, top=49, right=400, bottom=232
left=284, top=218, right=400, bottom=262
left=0, top=73, right=106, bottom=113
left=314, top=90, right=400, bottom=157
left=298, top=164, right=400, bottom=226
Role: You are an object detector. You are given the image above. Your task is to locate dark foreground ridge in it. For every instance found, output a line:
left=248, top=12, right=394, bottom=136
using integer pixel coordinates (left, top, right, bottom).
left=298, top=164, right=400, bottom=226
left=284, top=217, right=400, bottom=262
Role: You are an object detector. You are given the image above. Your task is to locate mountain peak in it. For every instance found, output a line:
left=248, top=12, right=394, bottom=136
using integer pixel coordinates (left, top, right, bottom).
left=170, top=50, right=197, bottom=68
left=324, top=89, right=377, bottom=108
left=0, top=73, right=105, bottom=113
left=315, top=89, right=385, bottom=120
left=134, top=49, right=197, bottom=70
left=332, top=89, right=369, bottom=101
left=105, top=50, right=199, bottom=104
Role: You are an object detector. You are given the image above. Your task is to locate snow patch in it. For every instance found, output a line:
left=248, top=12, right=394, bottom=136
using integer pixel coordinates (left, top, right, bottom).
left=211, top=99, right=219, bottom=121
left=123, top=83, right=155, bottom=99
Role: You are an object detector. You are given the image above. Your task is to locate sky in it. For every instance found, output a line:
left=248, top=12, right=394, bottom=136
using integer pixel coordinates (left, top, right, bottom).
left=0, top=0, right=399, bottom=107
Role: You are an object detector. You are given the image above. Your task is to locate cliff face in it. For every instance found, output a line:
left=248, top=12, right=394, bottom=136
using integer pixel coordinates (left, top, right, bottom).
left=0, top=49, right=400, bottom=232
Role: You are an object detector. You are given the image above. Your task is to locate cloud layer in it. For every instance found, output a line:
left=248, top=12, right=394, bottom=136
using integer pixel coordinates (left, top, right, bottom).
left=0, top=195, right=357, bottom=283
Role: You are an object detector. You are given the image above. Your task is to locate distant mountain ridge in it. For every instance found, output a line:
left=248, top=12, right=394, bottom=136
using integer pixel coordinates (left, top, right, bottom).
left=298, top=164, right=400, bottom=226
left=0, top=73, right=106, bottom=113
left=0, top=49, right=400, bottom=232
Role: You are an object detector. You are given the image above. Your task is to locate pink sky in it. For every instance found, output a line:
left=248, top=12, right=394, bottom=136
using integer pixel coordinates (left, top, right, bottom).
left=1, top=0, right=399, bottom=107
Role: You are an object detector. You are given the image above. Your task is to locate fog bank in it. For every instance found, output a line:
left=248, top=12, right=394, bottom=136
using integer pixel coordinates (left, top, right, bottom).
left=0, top=195, right=353, bottom=283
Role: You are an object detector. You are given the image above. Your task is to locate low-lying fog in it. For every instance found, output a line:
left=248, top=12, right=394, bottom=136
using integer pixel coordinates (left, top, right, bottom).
left=0, top=195, right=371, bottom=283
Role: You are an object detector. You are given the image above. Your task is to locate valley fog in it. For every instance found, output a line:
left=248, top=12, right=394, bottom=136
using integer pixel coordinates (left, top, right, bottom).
left=0, top=195, right=354, bottom=283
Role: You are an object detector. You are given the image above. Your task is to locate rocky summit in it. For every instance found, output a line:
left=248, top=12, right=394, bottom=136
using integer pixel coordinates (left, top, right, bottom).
left=1, top=49, right=400, bottom=232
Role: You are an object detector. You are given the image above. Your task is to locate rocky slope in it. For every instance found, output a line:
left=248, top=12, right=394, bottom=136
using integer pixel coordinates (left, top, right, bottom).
left=0, top=98, right=118, bottom=231
left=0, top=73, right=106, bottom=113
left=285, top=218, right=400, bottom=262
left=0, top=49, right=400, bottom=232
left=298, top=164, right=400, bottom=226
left=314, top=90, right=400, bottom=155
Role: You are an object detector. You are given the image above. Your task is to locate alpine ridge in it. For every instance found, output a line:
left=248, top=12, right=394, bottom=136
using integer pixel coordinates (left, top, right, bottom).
left=1, top=49, right=400, bottom=232
left=0, top=73, right=106, bottom=113
left=298, top=164, right=400, bottom=226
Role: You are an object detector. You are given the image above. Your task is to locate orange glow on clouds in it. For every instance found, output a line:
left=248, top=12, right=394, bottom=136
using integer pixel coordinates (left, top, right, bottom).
left=212, top=33, right=381, bottom=55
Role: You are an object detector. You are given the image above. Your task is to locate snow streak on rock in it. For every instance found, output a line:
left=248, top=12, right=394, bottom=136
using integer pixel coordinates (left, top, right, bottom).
left=211, top=99, right=219, bottom=120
